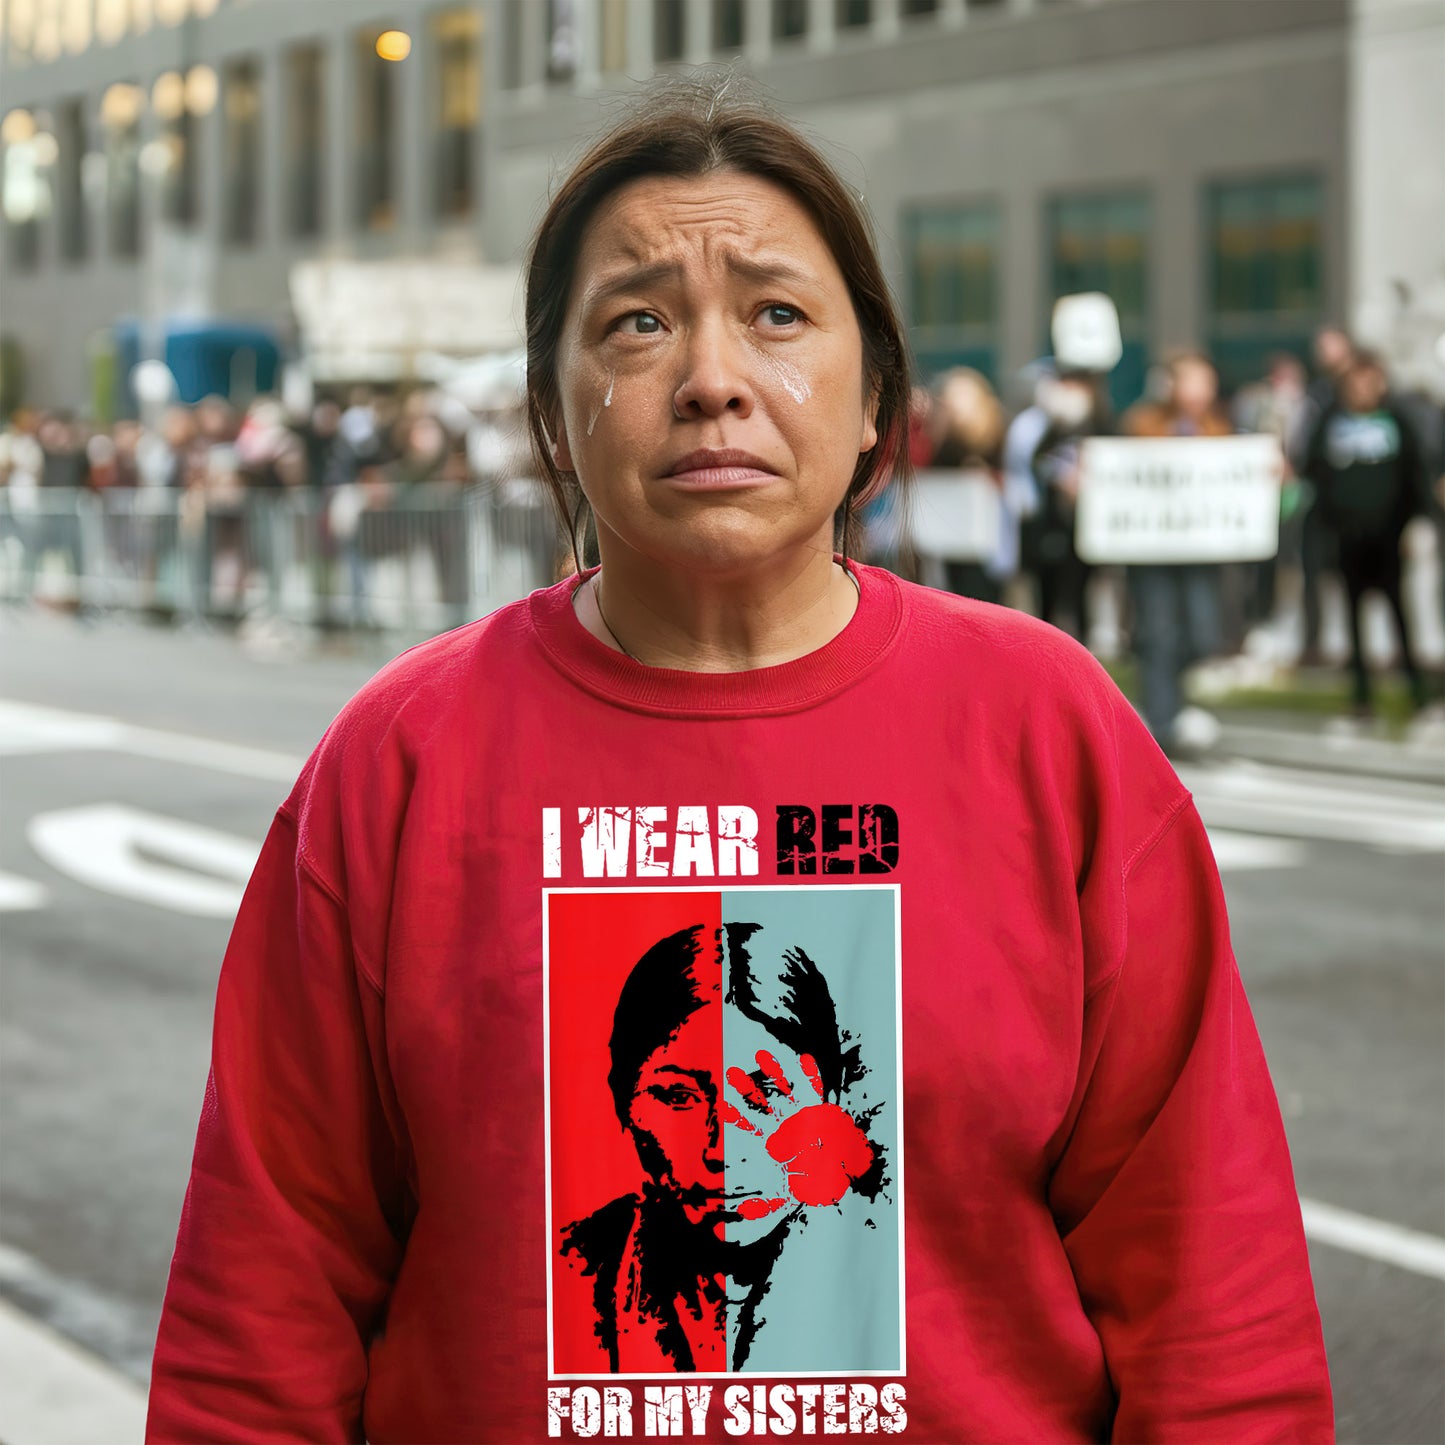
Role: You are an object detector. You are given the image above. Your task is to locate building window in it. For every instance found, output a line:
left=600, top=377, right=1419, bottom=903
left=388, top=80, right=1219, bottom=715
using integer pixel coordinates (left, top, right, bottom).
left=1206, top=174, right=1323, bottom=388
left=902, top=0, right=938, bottom=18
left=2, top=109, right=48, bottom=271
left=152, top=71, right=198, bottom=227
left=355, top=28, right=398, bottom=230
left=837, top=0, right=872, bottom=27
left=655, top=0, right=684, bottom=62
left=1047, top=190, right=1151, bottom=409
left=713, top=0, right=743, bottom=51
left=100, top=82, right=143, bottom=259
left=501, top=0, right=524, bottom=88
left=773, top=0, right=807, bottom=42
left=286, top=44, right=324, bottom=239
left=434, top=9, right=479, bottom=219
left=904, top=200, right=1000, bottom=383
left=57, top=97, right=87, bottom=262
left=599, top=0, right=629, bottom=72
left=223, top=57, right=261, bottom=245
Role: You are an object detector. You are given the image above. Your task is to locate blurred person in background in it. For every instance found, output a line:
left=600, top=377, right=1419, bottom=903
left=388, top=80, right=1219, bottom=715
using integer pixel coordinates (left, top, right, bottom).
left=929, top=366, right=1006, bottom=602
left=1233, top=353, right=1309, bottom=634
left=1294, top=326, right=1355, bottom=662
left=1301, top=349, right=1432, bottom=716
left=1018, top=365, right=1111, bottom=640
left=186, top=396, right=246, bottom=620
left=1122, top=350, right=1233, bottom=755
left=858, top=384, right=931, bottom=574
left=0, top=410, right=45, bottom=607
left=23, top=412, right=92, bottom=612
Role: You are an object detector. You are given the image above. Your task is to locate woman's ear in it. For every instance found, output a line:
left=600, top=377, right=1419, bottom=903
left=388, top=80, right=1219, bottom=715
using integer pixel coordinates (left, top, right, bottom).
left=552, top=418, right=574, bottom=473
left=860, top=383, right=881, bottom=455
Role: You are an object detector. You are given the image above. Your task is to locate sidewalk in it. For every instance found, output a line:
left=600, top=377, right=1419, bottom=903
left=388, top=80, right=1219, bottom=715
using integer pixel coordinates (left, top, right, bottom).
left=1211, top=710, right=1445, bottom=785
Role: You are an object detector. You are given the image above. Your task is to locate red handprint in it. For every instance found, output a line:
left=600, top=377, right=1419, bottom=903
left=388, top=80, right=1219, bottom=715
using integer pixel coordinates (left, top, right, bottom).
left=723, top=1050, right=876, bottom=1218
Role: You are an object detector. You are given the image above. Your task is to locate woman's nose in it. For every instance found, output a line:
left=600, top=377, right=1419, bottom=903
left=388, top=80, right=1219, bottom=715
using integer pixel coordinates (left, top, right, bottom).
left=673, top=321, right=755, bottom=420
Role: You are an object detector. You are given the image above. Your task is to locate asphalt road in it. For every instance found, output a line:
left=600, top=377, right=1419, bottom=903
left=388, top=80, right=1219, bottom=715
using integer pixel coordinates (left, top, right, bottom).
left=1, top=607, right=1442, bottom=1443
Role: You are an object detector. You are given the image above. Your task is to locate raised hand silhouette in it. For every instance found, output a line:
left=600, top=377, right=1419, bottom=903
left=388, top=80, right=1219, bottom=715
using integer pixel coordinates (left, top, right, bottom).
left=723, top=1048, right=876, bottom=1218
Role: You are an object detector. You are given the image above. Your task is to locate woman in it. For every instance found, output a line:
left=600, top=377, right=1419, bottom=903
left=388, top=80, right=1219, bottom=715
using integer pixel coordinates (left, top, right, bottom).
left=147, top=81, right=1333, bottom=1443
left=1121, top=350, right=1235, bottom=753
left=925, top=366, right=1008, bottom=604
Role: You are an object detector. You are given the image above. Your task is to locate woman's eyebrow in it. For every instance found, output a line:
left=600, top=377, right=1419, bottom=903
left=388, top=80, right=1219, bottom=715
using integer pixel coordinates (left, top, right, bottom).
left=580, top=262, right=681, bottom=313
left=580, top=255, right=818, bottom=314
left=723, top=255, right=818, bottom=291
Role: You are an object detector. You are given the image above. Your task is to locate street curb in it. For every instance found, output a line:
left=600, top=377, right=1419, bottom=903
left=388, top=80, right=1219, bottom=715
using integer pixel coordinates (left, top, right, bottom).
left=1215, top=723, right=1445, bottom=785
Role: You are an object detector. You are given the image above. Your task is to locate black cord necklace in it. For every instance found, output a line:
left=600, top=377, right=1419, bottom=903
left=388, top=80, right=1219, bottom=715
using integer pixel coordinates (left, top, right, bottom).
left=592, top=565, right=860, bottom=665
left=591, top=574, right=638, bottom=662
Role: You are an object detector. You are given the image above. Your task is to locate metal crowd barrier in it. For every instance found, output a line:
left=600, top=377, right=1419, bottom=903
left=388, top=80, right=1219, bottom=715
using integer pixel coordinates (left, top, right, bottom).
left=0, top=480, right=564, bottom=635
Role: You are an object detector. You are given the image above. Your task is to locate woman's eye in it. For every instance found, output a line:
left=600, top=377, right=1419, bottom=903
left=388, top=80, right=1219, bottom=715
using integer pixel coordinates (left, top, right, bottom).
left=760, top=304, right=802, bottom=328
left=618, top=312, right=662, bottom=335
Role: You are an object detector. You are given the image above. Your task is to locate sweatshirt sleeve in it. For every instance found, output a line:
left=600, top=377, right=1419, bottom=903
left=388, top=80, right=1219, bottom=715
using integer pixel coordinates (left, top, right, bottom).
left=146, top=802, right=410, bottom=1443
left=1048, top=797, right=1335, bottom=1444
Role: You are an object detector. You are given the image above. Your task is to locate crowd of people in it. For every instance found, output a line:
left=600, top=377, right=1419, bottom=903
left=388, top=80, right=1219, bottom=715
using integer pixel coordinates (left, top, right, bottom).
left=1, top=327, right=1442, bottom=751
left=866, top=328, right=1445, bottom=753
left=0, top=384, right=534, bottom=628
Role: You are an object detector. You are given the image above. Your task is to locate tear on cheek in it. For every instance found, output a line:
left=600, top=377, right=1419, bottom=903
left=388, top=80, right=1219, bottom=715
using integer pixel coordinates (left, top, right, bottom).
left=586, top=370, right=616, bottom=437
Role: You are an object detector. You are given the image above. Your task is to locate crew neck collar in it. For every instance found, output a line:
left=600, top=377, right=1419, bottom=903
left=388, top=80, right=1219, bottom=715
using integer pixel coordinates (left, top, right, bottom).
left=527, top=555, right=904, bottom=718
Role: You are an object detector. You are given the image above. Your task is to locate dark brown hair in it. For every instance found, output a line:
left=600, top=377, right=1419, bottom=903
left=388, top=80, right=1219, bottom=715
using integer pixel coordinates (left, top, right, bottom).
left=524, top=74, right=912, bottom=575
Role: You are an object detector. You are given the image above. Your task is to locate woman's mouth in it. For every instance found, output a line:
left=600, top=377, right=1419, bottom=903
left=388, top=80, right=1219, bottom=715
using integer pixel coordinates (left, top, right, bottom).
left=662, top=448, right=780, bottom=490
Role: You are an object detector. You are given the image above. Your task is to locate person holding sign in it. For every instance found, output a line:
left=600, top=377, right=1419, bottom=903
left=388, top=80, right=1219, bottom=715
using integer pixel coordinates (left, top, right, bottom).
left=1120, top=351, right=1234, bottom=753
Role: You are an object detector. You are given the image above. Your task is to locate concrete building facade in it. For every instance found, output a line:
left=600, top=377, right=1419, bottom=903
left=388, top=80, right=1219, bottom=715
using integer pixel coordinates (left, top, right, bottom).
left=1, top=0, right=1441, bottom=413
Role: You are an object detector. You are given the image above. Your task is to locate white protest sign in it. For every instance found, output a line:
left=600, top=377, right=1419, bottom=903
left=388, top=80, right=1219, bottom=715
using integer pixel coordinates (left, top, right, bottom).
left=1075, top=435, right=1283, bottom=564
left=909, top=469, right=1002, bottom=562
left=1051, top=293, right=1123, bottom=373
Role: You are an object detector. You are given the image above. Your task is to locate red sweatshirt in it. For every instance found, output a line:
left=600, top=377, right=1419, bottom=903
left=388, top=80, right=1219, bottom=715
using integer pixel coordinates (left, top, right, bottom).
left=148, top=559, right=1333, bottom=1444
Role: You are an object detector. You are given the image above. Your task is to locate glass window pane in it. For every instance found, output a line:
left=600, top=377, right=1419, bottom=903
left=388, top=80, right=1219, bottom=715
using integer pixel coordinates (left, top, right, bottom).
left=837, top=0, right=871, bottom=26
left=905, top=201, right=999, bottom=331
left=773, top=0, right=808, bottom=41
left=714, top=0, right=743, bottom=51
left=1046, top=190, right=1150, bottom=328
left=655, top=0, right=684, bottom=62
left=286, top=44, right=323, bottom=239
left=223, top=56, right=261, bottom=245
left=57, top=96, right=88, bottom=261
left=434, top=8, right=479, bottom=219
left=355, top=29, right=396, bottom=231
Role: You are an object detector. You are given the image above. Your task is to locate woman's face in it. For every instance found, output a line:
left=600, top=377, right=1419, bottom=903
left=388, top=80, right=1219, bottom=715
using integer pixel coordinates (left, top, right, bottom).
left=626, top=998, right=832, bottom=1251
left=551, top=171, right=879, bottom=574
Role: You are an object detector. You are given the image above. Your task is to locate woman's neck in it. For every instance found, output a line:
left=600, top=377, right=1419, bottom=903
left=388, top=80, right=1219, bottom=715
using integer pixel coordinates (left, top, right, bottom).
left=570, top=544, right=860, bottom=673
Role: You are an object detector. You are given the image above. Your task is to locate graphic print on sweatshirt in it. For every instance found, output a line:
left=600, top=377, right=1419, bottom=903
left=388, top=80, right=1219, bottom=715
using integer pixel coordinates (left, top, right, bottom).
left=545, top=885, right=903, bottom=1379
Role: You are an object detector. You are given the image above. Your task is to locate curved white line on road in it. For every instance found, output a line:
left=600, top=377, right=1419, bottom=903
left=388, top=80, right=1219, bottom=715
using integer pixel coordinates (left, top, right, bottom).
left=0, top=871, right=49, bottom=912
left=27, top=805, right=260, bottom=919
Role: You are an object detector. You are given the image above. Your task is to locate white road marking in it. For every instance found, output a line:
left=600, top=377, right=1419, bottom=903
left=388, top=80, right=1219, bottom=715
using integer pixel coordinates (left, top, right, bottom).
left=1180, top=759, right=1445, bottom=852
left=1299, top=1197, right=1445, bottom=1281
left=0, top=699, right=303, bottom=781
left=1206, top=829, right=1308, bottom=872
left=27, top=805, right=260, bottom=918
left=0, top=1296, right=146, bottom=1445
left=0, top=870, right=49, bottom=911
